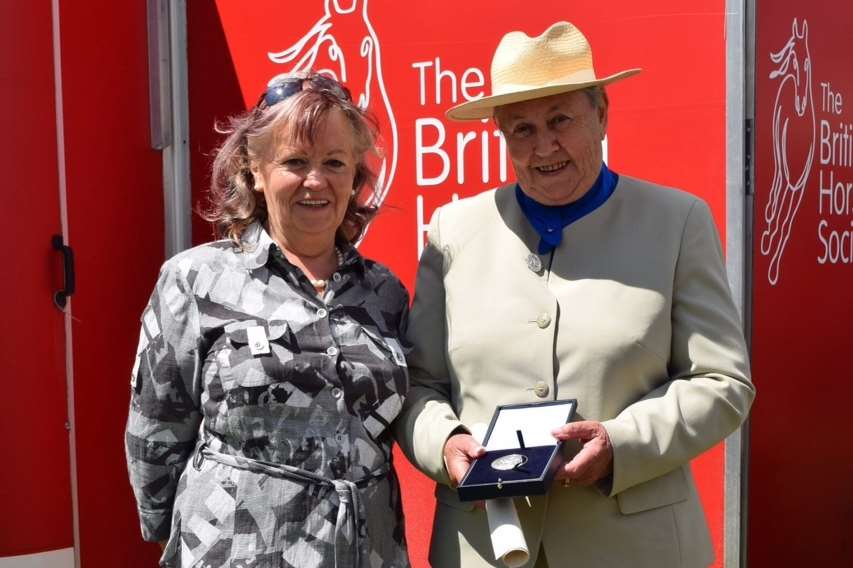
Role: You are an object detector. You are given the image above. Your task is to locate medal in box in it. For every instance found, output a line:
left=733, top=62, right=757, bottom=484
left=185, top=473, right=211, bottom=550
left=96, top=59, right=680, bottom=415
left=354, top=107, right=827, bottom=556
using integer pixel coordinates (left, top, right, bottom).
left=457, top=399, right=577, bottom=502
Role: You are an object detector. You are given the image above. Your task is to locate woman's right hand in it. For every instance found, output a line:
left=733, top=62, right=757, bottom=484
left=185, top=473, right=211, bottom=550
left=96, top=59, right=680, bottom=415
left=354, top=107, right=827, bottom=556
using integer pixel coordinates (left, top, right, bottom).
left=442, top=432, right=486, bottom=486
left=158, top=540, right=167, bottom=551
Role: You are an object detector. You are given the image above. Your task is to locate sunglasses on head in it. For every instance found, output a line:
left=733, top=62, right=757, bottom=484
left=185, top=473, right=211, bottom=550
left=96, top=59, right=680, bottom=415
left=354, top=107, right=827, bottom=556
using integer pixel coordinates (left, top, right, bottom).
left=256, top=73, right=353, bottom=108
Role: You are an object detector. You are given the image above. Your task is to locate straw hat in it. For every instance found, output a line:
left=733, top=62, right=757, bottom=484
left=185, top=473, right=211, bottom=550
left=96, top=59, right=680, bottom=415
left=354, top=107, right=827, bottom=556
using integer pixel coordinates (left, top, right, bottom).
left=446, top=21, right=641, bottom=121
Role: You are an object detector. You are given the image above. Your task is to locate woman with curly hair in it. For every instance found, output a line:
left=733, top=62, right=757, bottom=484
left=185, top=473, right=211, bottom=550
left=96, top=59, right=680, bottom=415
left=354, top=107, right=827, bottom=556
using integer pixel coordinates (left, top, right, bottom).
left=126, top=72, right=410, bottom=567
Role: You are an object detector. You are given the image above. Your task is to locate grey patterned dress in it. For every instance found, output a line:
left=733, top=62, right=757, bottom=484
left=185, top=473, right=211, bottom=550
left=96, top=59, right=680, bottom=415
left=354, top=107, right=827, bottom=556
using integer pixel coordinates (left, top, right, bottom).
left=125, top=223, right=410, bottom=567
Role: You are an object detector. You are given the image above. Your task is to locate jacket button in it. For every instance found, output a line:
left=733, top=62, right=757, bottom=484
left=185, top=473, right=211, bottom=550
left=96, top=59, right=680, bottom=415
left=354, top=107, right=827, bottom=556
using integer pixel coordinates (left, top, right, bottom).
left=536, top=313, right=551, bottom=329
left=533, top=381, right=550, bottom=398
left=527, top=254, right=542, bottom=273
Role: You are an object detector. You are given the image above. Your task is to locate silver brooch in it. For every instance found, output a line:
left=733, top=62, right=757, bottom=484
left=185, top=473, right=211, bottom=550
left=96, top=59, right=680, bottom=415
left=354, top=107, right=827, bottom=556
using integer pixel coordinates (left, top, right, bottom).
left=491, top=453, right=528, bottom=471
left=526, top=254, right=542, bottom=273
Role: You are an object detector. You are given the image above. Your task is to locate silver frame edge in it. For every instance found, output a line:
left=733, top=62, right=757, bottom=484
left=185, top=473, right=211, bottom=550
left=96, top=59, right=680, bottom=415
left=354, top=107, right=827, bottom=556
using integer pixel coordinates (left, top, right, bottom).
left=50, top=1, right=81, bottom=566
left=162, top=0, right=192, bottom=256
left=725, top=0, right=754, bottom=567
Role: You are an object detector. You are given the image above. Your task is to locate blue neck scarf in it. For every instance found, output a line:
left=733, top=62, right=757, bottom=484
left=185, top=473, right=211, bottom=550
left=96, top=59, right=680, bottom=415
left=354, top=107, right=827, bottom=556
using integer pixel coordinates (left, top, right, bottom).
left=515, top=164, right=618, bottom=254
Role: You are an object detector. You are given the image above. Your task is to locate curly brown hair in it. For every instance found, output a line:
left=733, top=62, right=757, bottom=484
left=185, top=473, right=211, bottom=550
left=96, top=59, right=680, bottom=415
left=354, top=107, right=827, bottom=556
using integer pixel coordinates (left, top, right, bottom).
left=204, top=72, right=381, bottom=245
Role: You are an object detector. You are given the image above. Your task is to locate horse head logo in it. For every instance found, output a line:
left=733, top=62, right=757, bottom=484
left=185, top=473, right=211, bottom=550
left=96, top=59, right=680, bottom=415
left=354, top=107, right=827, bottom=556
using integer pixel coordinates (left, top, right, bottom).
left=267, top=0, right=398, bottom=218
left=760, top=18, right=815, bottom=285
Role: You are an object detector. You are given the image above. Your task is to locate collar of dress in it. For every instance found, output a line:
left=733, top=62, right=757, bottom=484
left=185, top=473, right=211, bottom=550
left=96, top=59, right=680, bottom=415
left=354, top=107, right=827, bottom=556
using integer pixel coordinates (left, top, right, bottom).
left=515, top=162, right=619, bottom=254
left=239, top=221, right=363, bottom=272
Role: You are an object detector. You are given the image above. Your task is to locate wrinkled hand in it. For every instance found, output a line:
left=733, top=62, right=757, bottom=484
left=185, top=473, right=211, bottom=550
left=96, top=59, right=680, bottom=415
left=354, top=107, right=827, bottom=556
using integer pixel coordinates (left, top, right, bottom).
left=443, top=432, right=486, bottom=486
left=551, top=421, right=613, bottom=486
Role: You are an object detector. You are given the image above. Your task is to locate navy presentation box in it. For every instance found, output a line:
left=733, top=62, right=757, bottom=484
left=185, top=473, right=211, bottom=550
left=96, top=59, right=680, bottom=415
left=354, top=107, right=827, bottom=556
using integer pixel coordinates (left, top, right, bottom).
left=457, top=399, right=577, bottom=502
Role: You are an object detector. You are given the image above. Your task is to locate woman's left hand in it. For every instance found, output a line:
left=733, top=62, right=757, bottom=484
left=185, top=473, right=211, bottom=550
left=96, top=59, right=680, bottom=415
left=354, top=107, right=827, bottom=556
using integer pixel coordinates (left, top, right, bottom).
left=551, top=421, right=613, bottom=486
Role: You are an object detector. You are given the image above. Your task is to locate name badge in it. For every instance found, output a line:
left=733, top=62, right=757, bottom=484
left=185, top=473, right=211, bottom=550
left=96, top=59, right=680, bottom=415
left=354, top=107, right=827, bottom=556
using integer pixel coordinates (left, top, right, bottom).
left=246, top=325, right=270, bottom=356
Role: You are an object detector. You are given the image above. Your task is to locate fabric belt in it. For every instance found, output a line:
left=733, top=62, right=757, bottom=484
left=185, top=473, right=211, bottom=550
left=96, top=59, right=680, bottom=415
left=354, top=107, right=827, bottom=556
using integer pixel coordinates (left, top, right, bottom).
left=195, top=444, right=390, bottom=568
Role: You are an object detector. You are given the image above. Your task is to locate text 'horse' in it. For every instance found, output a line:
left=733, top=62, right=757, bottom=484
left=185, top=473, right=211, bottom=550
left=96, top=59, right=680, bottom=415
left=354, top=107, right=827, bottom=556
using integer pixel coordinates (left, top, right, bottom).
left=761, top=18, right=815, bottom=285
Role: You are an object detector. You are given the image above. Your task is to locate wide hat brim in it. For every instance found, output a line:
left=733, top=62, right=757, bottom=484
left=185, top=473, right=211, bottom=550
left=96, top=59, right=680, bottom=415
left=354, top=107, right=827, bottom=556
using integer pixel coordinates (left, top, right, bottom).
left=445, top=68, right=641, bottom=121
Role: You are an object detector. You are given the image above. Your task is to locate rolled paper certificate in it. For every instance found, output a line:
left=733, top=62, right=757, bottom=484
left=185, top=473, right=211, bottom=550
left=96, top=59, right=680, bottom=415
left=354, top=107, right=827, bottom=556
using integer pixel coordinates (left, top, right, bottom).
left=472, top=423, right=530, bottom=568
left=486, top=498, right=530, bottom=567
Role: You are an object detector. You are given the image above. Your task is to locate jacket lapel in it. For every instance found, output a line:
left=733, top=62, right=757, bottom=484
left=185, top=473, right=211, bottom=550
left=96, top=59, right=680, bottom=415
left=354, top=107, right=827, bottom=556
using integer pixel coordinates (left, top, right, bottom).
left=493, top=184, right=540, bottom=255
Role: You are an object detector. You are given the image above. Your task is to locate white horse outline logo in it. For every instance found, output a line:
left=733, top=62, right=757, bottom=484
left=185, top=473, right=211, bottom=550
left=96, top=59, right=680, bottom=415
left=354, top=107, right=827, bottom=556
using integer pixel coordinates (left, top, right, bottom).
left=267, top=0, right=398, bottom=217
left=760, top=18, right=815, bottom=285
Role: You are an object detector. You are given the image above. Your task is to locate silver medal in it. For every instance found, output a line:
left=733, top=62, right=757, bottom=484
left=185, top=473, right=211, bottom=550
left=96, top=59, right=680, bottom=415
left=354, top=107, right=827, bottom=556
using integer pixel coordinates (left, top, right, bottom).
left=490, top=453, right=528, bottom=471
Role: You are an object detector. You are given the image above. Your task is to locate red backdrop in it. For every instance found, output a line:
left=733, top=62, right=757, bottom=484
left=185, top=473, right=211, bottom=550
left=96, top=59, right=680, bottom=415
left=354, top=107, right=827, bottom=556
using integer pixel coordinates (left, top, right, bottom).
left=0, top=0, right=72, bottom=557
left=187, top=1, right=730, bottom=566
left=0, top=0, right=734, bottom=565
left=750, top=0, right=853, bottom=564
left=1, top=1, right=167, bottom=565
left=59, top=1, right=166, bottom=566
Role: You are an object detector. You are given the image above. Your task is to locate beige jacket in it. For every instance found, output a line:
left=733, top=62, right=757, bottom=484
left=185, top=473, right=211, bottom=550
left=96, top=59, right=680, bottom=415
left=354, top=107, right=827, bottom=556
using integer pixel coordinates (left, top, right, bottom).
left=395, top=176, right=755, bottom=568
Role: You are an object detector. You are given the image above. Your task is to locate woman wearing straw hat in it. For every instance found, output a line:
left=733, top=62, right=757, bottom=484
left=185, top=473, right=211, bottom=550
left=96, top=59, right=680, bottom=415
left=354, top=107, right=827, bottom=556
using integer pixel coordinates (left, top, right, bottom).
left=395, top=21, right=754, bottom=568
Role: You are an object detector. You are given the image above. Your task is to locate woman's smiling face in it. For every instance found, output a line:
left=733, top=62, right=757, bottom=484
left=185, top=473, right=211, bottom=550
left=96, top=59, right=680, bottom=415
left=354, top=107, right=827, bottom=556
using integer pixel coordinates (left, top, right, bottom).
left=251, top=108, right=357, bottom=251
left=496, top=89, right=608, bottom=206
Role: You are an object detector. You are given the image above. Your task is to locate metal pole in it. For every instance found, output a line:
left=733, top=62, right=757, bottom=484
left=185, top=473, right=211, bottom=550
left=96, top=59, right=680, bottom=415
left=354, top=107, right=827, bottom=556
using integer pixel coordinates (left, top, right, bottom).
left=724, top=0, right=755, bottom=566
left=51, top=0, right=81, bottom=565
left=149, top=0, right=192, bottom=256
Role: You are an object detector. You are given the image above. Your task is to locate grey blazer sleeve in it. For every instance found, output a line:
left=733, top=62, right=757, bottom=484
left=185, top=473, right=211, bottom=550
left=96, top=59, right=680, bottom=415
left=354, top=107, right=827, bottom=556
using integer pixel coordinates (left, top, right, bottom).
left=125, top=260, right=203, bottom=541
left=602, top=199, right=755, bottom=495
left=394, top=208, right=464, bottom=485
